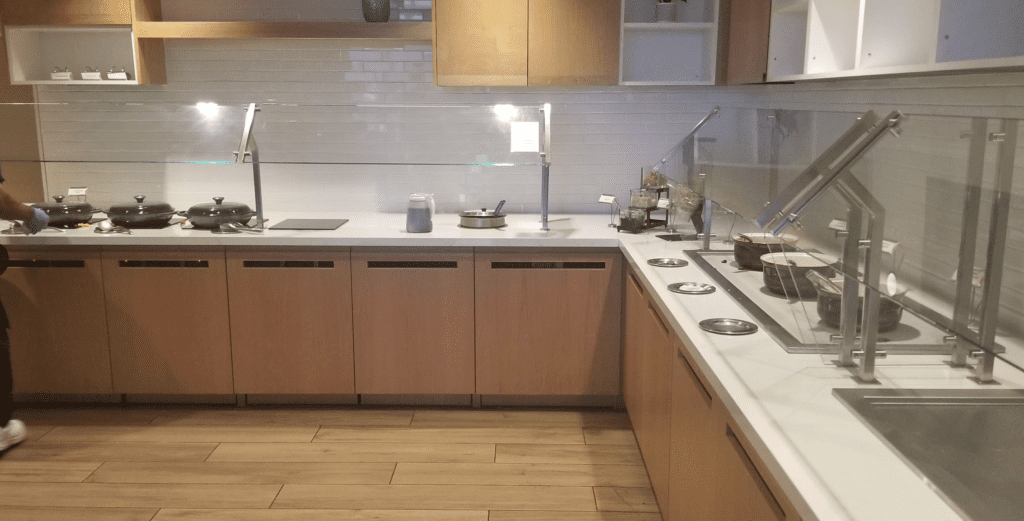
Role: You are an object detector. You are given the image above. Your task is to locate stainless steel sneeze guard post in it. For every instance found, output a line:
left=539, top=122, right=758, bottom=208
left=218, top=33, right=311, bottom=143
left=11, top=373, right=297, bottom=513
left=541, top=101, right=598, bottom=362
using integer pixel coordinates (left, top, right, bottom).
left=752, top=110, right=905, bottom=382
left=540, top=103, right=551, bottom=232
left=234, top=102, right=265, bottom=229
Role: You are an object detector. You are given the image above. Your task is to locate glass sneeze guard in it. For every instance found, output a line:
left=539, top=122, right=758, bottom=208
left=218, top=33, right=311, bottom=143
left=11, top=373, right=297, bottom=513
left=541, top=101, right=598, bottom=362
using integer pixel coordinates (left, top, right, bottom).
left=660, top=105, right=1024, bottom=385
left=1, top=100, right=554, bottom=225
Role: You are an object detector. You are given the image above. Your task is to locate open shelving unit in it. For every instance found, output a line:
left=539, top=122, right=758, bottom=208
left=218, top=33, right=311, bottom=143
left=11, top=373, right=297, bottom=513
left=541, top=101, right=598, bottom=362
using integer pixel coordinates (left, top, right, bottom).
left=619, top=0, right=721, bottom=85
left=2, top=0, right=434, bottom=86
left=767, top=0, right=1024, bottom=82
left=4, top=26, right=142, bottom=85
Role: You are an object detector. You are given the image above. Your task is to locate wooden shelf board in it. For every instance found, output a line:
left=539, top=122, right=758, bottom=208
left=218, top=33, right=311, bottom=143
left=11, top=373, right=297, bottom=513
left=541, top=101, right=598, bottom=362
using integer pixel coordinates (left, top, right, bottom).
left=11, top=79, right=139, bottom=85
left=624, top=22, right=714, bottom=31
left=620, top=80, right=715, bottom=86
left=133, top=21, right=433, bottom=40
left=767, top=54, right=1024, bottom=82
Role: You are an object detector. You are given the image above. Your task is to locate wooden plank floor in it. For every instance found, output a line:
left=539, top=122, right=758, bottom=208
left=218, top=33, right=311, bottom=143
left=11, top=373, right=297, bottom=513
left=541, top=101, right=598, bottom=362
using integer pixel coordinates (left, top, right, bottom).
left=0, top=406, right=661, bottom=521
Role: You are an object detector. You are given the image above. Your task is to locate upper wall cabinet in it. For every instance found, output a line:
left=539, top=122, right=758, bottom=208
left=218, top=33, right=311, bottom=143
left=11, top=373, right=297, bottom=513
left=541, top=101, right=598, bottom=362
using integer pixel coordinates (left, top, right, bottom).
left=2, top=0, right=166, bottom=85
left=767, top=0, right=1024, bottom=82
left=433, top=0, right=621, bottom=87
left=620, top=0, right=724, bottom=85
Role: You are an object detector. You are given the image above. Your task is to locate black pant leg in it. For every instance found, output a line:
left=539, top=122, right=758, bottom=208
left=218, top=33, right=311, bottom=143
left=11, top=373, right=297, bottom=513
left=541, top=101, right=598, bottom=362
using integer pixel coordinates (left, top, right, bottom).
left=0, top=329, right=12, bottom=428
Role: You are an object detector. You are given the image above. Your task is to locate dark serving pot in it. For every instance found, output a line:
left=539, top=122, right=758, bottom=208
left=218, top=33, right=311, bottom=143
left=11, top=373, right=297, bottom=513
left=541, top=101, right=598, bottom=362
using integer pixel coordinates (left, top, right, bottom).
left=181, top=197, right=256, bottom=229
left=734, top=232, right=798, bottom=270
left=760, top=252, right=839, bottom=298
left=31, top=195, right=98, bottom=228
left=107, top=196, right=178, bottom=228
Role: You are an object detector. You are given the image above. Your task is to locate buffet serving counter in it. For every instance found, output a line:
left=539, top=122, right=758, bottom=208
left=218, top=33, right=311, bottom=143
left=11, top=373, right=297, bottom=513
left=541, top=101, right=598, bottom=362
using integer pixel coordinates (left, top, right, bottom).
left=2, top=212, right=1018, bottom=521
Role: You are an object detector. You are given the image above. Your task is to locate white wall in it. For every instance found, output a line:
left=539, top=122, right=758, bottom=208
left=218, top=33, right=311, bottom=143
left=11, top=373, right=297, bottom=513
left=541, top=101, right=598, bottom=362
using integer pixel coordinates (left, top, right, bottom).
left=29, top=33, right=1024, bottom=352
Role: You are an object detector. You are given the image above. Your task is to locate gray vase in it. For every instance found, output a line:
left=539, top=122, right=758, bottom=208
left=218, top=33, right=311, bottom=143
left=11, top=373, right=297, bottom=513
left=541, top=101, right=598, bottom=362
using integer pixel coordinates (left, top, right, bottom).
left=363, top=0, right=390, bottom=22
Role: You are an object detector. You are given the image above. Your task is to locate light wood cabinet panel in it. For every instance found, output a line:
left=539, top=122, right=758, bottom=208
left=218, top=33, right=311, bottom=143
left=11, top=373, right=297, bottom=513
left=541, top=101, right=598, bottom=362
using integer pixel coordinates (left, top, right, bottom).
left=528, top=0, right=620, bottom=86
left=351, top=251, right=475, bottom=394
left=669, top=340, right=718, bottom=521
left=720, top=0, right=772, bottom=84
left=475, top=252, right=621, bottom=396
left=433, top=0, right=528, bottom=86
left=639, top=299, right=672, bottom=516
left=0, top=249, right=112, bottom=394
left=101, top=249, right=232, bottom=394
left=226, top=250, right=354, bottom=394
left=716, top=422, right=787, bottom=521
left=1, top=0, right=131, bottom=25
left=622, top=267, right=646, bottom=434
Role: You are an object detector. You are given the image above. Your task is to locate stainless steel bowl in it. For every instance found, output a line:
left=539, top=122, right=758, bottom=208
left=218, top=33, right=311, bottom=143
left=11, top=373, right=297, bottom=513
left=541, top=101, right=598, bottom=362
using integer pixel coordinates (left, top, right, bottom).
left=459, top=209, right=506, bottom=229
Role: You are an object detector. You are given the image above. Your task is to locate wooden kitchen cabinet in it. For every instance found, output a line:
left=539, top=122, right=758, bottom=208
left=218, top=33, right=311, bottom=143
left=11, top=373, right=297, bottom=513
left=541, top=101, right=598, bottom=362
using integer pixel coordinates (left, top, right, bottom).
left=226, top=249, right=354, bottom=394
left=719, top=0, right=772, bottom=84
left=528, top=0, right=620, bottom=86
left=101, top=249, right=233, bottom=394
left=433, top=0, right=527, bottom=86
left=0, top=248, right=112, bottom=394
left=639, top=297, right=673, bottom=516
left=351, top=250, right=476, bottom=394
left=716, top=421, right=788, bottom=520
left=433, top=0, right=620, bottom=87
left=669, top=339, right=718, bottom=521
left=475, top=252, right=621, bottom=395
left=623, top=266, right=646, bottom=432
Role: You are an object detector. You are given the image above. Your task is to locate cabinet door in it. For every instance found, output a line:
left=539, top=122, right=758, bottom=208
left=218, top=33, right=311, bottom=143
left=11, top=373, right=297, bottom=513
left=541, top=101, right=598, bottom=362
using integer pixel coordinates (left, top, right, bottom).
left=721, top=0, right=772, bottom=84
left=669, top=341, right=718, bottom=521
left=475, top=252, right=622, bottom=395
left=226, top=250, right=354, bottom=394
left=102, top=249, right=233, bottom=394
left=528, top=0, right=620, bottom=86
left=1, top=0, right=131, bottom=25
left=352, top=251, right=475, bottom=394
left=640, top=298, right=673, bottom=516
left=716, top=423, right=787, bottom=521
left=623, top=267, right=646, bottom=435
left=0, top=249, right=112, bottom=394
left=433, top=0, right=528, bottom=86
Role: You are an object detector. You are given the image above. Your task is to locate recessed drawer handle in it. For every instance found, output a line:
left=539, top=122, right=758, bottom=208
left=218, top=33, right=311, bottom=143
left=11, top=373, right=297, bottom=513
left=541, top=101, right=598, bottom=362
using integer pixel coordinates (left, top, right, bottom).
left=243, top=260, right=335, bottom=268
left=678, top=349, right=713, bottom=405
left=119, top=260, right=209, bottom=268
left=7, top=260, right=86, bottom=268
left=491, top=261, right=605, bottom=270
left=367, top=261, right=457, bottom=269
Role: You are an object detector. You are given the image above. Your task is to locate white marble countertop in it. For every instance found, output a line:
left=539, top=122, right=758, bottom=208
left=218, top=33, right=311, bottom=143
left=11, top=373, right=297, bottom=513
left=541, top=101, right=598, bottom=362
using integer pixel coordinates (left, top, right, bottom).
left=3, top=212, right=1017, bottom=521
left=0, top=213, right=623, bottom=248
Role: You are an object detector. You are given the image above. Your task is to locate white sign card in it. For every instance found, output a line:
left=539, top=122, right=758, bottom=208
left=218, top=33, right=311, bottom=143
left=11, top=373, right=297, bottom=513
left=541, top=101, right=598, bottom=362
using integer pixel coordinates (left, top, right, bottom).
left=598, top=195, right=617, bottom=204
left=510, top=122, right=540, bottom=153
left=656, top=198, right=670, bottom=209
left=67, top=187, right=88, bottom=196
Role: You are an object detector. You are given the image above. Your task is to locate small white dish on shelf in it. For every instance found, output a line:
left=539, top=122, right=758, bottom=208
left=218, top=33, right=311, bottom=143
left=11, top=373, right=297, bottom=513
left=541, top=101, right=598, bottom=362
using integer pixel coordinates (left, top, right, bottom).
left=50, top=68, right=72, bottom=81
left=81, top=67, right=103, bottom=81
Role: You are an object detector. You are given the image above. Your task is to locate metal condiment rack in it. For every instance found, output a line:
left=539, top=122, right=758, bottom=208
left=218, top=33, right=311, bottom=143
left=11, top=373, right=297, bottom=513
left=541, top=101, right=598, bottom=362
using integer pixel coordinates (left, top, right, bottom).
left=616, top=186, right=669, bottom=233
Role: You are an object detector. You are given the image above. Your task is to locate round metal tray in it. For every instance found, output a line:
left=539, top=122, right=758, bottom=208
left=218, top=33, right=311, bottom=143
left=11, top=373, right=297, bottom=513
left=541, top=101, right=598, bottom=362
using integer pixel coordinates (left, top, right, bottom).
left=647, top=258, right=689, bottom=268
left=668, top=282, right=716, bottom=295
left=699, top=318, right=758, bottom=336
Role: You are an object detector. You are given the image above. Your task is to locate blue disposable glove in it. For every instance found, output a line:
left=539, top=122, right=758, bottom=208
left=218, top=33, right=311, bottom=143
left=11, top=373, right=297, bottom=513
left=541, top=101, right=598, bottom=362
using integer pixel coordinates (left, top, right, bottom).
left=24, top=207, right=49, bottom=234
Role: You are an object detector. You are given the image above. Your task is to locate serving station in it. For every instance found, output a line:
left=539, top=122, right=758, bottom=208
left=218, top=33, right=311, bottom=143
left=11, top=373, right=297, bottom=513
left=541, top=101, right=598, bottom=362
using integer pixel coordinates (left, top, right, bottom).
left=2, top=99, right=1024, bottom=521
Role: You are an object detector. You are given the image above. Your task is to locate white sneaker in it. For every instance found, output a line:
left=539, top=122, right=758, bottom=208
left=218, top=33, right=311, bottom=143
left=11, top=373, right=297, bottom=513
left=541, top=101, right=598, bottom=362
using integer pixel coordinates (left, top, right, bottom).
left=0, top=419, right=27, bottom=452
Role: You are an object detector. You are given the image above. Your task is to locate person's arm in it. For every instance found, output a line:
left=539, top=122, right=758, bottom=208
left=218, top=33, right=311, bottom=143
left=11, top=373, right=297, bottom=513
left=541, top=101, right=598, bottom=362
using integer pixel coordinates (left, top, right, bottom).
left=0, top=185, right=34, bottom=222
left=0, top=185, right=48, bottom=233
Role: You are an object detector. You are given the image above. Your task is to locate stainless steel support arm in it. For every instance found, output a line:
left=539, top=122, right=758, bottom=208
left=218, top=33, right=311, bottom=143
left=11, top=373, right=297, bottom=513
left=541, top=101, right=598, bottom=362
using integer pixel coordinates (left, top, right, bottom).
left=234, top=103, right=266, bottom=229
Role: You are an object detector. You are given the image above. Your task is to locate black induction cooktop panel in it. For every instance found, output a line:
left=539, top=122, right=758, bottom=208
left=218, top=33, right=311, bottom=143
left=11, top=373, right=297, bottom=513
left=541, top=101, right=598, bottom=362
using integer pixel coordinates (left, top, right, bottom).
left=268, top=219, right=348, bottom=230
